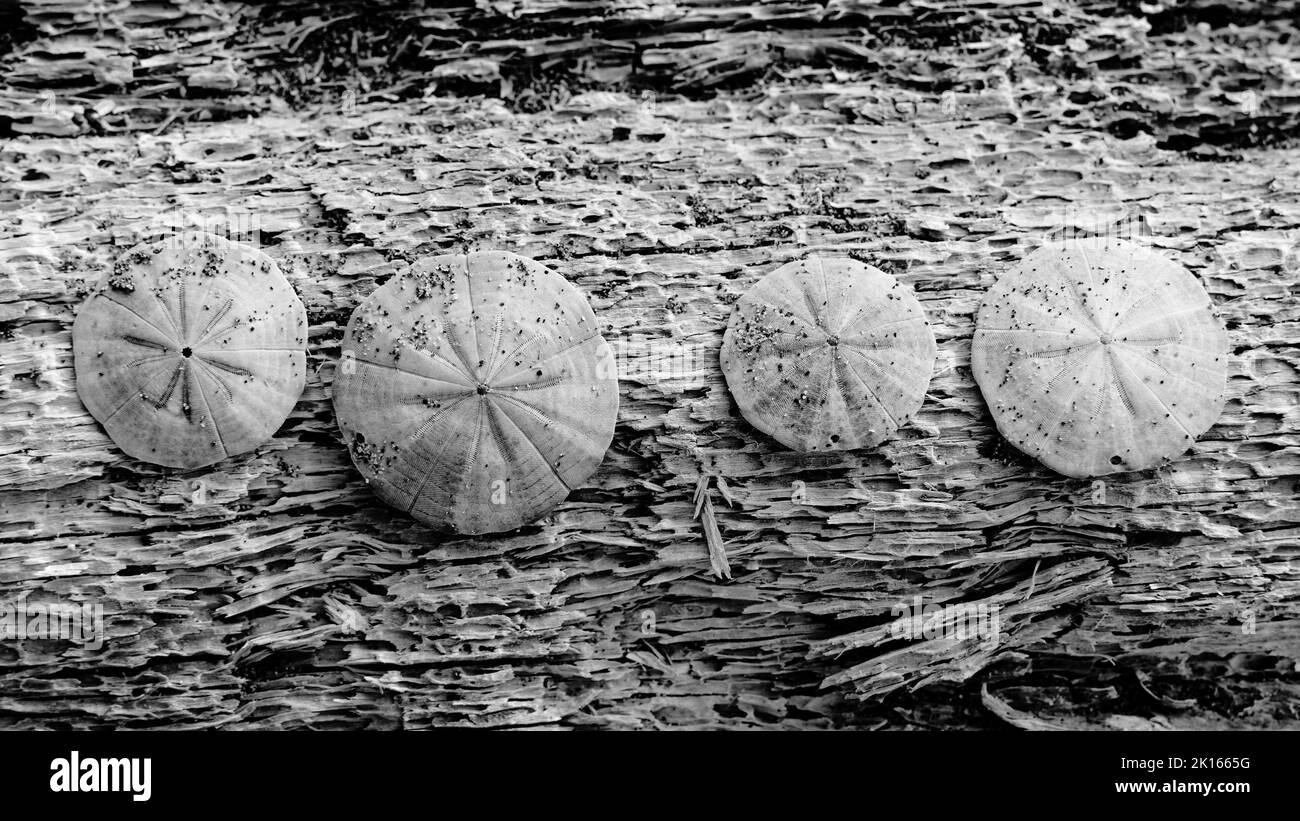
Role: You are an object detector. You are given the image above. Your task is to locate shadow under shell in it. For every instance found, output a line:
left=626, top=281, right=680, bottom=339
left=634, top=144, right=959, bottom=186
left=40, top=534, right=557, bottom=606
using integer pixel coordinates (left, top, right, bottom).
left=720, top=255, right=936, bottom=452
left=971, top=237, right=1229, bottom=478
left=72, top=232, right=308, bottom=469
left=333, top=250, right=619, bottom=535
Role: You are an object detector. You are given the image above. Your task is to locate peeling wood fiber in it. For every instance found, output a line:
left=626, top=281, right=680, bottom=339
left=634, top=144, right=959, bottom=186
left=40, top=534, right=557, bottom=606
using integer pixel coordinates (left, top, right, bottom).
left=0, top=1, right=1298, bottom=728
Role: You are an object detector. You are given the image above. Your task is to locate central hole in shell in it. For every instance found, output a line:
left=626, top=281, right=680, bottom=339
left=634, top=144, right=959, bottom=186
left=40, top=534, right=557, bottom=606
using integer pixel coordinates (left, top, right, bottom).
left=181, top=347, right=193, bottom=358
left=1099, top=333, right=1113, bottom=345
left=826, top=335, right=839, bottom=346
left=476, top=383, right=489, bottom=395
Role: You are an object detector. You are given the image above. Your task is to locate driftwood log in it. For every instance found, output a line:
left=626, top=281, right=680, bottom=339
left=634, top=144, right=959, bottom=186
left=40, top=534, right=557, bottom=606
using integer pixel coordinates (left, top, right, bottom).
left=1, top=0, right=1298, bottom=729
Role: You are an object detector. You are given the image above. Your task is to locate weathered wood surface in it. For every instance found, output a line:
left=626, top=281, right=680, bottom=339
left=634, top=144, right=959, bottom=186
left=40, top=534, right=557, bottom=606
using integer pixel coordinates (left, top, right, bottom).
left=1, top=0, right=1298, bottom=728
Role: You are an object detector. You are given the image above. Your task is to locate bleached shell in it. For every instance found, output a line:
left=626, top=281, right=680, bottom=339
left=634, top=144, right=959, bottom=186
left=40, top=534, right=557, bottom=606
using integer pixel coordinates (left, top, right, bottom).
left=720, top=255, right=936, bottom=452
left=332, top=250, right=619, bottom=535
left=72, top=232, right=308, bottom=469
left=971, top=237, right=1229, bottom=478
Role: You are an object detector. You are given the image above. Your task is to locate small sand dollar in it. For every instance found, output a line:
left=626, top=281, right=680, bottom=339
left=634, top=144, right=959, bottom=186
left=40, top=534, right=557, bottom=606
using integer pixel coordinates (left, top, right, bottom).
left=972, top=237, right=1228, bottom=478
left=73, top=232, right=308, bottom=469
left=333, top=250, right=618, bottom=535
left=720, top=255, right=936, bottom=451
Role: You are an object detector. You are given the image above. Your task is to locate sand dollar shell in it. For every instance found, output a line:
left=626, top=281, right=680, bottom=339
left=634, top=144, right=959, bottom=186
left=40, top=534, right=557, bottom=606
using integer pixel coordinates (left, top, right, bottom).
left=73, top=233, right=307, bottom=469
left=720, top=255, right=936, bottom=451
left=972, top=237, right=1229, bottom=478
left=333, top=250, right=618, bottom=535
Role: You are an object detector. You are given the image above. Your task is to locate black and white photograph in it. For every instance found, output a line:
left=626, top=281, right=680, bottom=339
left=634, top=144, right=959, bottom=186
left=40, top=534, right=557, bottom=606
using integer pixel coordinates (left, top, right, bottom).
left=0, top=0, right=1295, bottom=803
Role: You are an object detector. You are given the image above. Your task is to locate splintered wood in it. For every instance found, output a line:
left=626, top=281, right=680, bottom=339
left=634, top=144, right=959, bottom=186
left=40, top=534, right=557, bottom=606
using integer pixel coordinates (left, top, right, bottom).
left=0, top=0, right=1298, bottom=728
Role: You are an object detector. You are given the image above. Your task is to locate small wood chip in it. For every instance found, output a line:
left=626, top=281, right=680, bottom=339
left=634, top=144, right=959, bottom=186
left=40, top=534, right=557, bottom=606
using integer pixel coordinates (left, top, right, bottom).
left=694, top=475, right=732, bottom=580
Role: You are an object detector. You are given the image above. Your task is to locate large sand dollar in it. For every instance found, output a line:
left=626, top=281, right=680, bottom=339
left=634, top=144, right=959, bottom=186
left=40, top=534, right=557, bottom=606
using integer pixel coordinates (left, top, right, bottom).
left=333, top=250, right=618, bottom=535
left=972, top=237, right=1228, bottom=478
left=73, top=232, right=307, bottom=469
left=720, top=255, right=936, bottom=451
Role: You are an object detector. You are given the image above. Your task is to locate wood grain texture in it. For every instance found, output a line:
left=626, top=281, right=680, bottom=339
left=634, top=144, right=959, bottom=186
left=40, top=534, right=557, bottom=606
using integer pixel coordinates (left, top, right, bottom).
left=1, top=0, right=1298, bottom=729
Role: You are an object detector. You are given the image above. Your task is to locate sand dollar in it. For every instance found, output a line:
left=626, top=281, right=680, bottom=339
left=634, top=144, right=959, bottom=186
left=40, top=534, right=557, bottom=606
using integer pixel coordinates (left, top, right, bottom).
left=972, top=237, right=1229, bottom=478
left=333, top=250, right=618, bottom=535
left=73, top=232, right=308, bottom=469
left=720, top=255, right=936, bottom=451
